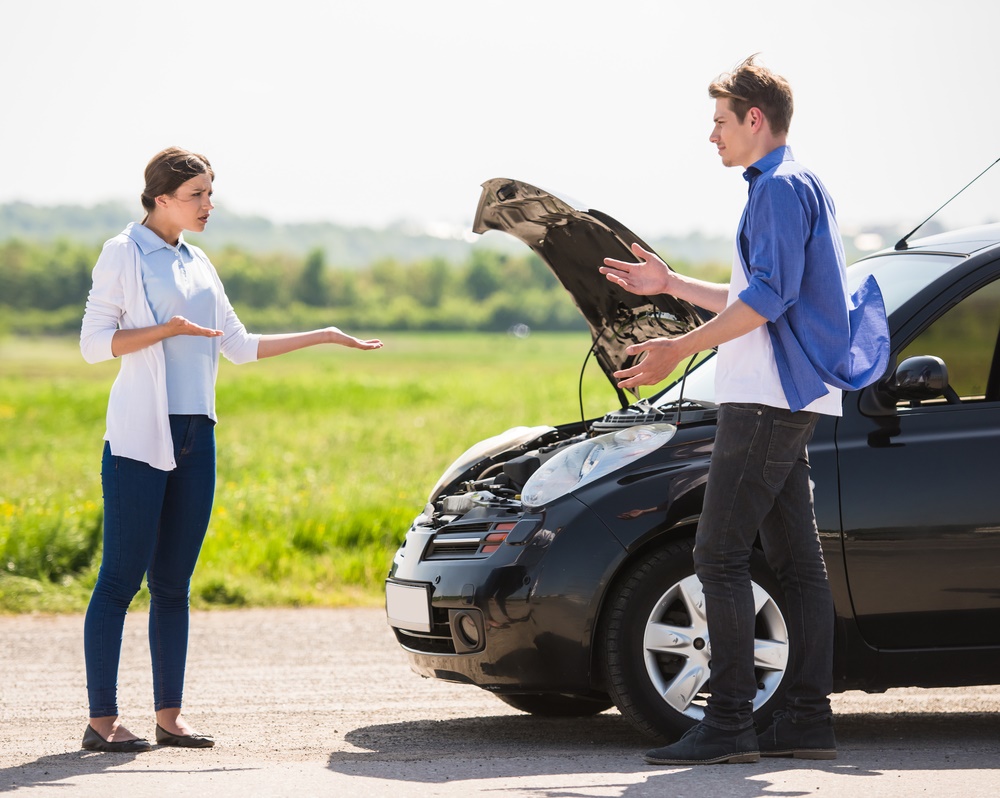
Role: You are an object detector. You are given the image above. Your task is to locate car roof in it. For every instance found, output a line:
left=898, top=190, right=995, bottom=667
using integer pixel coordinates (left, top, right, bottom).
left=889, top=223, right=1000, bottom=257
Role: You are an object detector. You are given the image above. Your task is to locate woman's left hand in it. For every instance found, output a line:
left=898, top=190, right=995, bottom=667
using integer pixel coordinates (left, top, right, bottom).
left=327, top=328, right=384, bottom=350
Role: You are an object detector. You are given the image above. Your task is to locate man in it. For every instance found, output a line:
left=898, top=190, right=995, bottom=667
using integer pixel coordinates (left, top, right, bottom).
left=600, top=55, right=889, bottom=766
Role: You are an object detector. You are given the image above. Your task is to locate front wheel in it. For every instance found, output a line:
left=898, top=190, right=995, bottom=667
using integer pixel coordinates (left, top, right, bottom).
left=600, top=538, right=789, bottom=740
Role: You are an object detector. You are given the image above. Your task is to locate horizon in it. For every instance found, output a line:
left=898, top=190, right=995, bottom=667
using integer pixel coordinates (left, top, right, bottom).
left=2, top=196, right=955, bottom=263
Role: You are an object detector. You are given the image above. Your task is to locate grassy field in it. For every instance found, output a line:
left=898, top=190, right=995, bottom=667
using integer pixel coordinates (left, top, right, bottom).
left=0, top=332, right=626, bottom=613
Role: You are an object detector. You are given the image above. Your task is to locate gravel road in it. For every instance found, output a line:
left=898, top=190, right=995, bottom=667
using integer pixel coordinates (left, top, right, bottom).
left=1, top=607, right=998, bottom=797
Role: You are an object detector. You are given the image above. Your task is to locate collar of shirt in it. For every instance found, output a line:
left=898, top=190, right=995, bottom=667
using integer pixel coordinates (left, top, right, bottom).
left=742, top=145, right=795, bottom=187
left=125, top=221, right=192, bottom=257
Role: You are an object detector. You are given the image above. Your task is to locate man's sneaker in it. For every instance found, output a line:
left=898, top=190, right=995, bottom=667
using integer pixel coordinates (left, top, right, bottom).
left=644, top=722, right=760, bottom=766
left=757, top=711, right=837, bottom=759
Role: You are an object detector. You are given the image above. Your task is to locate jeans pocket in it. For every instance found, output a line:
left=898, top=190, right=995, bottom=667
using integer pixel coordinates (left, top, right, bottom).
left=727, top=402, right=763, bottom=413
left=763, top=418, right=813, bottom=490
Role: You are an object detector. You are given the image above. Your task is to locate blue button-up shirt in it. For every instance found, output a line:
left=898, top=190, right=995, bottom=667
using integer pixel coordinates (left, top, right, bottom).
left=737, top=146, right=889, bottom=412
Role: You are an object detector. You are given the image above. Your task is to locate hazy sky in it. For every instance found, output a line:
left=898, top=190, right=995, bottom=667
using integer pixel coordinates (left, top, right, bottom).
left=3, top=0, right=998, bottom=240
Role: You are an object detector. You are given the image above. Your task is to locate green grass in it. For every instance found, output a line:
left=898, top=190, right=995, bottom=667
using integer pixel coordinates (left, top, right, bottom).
left=0, top=333, right=627, bottom=613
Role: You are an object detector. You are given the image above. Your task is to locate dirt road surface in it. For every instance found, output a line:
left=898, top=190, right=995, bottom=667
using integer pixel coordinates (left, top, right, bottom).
left=1, top=607, right=998, bottom=797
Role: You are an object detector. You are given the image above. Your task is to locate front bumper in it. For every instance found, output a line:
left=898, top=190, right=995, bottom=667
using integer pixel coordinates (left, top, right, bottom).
left=386, top=496, right=626, bottom=694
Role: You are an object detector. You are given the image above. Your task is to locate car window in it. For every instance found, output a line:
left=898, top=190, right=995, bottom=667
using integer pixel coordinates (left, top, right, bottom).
left=896, top=276, right=1000, bottom=403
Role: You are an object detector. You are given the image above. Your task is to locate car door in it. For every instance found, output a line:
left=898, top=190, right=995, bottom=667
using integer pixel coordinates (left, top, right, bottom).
left=836, top=260, right=1000, bottom=649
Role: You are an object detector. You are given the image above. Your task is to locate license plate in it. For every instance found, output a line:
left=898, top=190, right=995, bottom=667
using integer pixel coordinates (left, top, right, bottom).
left=385, top=581, right=432, bottom=633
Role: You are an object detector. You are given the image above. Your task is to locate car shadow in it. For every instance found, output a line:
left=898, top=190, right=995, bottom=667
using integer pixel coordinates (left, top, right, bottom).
left=327, top=710, right=1000, bottom=789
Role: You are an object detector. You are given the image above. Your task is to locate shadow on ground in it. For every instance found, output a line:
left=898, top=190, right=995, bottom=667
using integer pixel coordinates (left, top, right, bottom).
left=0, top=748, right=255, bottom=793
left=327, top=710, right=1000, bottom=794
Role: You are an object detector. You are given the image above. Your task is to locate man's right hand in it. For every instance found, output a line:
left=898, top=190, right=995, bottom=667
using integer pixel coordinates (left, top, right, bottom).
left=600, top=243, right=672, bottom=296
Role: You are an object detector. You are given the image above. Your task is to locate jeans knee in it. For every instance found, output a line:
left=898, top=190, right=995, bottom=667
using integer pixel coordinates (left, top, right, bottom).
left=694, top=550, right=733, bottom=585
left=694, top=541, right=754, bottom=587
left=148, top=580, right=191, bottom=610
left=92, top=572, right=143, bottom=609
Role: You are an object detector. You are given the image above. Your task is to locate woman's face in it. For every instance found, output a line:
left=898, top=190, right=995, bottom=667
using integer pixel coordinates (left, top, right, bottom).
left=158, top=173, right=214, bottom=234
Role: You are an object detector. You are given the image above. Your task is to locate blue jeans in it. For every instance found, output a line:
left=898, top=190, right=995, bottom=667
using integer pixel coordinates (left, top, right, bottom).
left=84, top=415, right=216, bottom=717
left=694, top=403, right=834, bottom=731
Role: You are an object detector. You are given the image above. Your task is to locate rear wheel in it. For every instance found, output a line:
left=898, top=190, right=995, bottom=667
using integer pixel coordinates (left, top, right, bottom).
left=495, top=693, right=614, bottom=717
left=600, top=538, right=789, bottom=740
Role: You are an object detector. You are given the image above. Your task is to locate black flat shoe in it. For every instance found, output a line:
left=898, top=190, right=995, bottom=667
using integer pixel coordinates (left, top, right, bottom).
left=155, top=724, right=215, bottom=748
left=82, top=724, right=153, bottom=753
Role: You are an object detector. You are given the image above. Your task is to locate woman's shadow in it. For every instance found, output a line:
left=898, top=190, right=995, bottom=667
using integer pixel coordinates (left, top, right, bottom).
left=1, top=749, right=145, bottom=792
left=0, top=749, right=254, bottom=793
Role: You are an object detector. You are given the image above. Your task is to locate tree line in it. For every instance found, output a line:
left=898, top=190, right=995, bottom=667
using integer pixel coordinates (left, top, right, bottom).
left=0, top=238, right=595, bottom=336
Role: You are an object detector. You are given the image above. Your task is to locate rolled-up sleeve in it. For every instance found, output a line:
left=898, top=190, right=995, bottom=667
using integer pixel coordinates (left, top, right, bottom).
left=80, top=238, right=130, bottom=363
left=738, top=177, right=808, bottom=323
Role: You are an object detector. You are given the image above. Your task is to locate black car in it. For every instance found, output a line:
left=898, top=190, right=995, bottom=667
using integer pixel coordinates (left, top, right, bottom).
left=385, top=178, right=1000, bottom=739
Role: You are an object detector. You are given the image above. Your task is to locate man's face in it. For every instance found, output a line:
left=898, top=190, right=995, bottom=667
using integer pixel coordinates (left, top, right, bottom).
left=709, top=97, right=756, bottom=169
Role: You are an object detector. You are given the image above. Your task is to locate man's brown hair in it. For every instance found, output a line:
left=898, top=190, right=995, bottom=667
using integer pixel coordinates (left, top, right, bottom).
left=708, top=54, right=793, bottom=136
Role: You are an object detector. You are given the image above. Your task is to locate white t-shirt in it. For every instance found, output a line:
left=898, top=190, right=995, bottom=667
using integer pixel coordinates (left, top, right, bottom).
left=715, top=249, right=843, bottom=417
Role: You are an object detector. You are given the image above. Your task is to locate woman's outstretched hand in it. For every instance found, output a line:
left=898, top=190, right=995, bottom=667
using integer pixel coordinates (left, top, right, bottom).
left=256, top=328, right=382, bottom=359
left=326, top=328, right=384, bottom=350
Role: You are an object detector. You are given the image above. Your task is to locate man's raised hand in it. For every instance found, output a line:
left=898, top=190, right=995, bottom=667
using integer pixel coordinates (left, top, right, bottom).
left=600, top=242, right=672, bottom=297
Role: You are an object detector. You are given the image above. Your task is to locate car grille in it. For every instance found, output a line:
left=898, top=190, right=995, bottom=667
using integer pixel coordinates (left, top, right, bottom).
left=423, top=522, right=495, bottom=560
left=393, top=607, right=456, bottom=654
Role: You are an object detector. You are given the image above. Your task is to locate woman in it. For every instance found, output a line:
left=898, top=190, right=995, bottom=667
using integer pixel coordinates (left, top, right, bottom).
left=79, top=147, right=383, bottom=752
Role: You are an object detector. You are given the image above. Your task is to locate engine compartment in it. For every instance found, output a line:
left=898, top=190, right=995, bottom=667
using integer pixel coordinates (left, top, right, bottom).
left=422, top=400, right=717, bottom=530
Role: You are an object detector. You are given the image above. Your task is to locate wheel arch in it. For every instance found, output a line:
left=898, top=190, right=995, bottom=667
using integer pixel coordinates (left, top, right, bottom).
left=588, top=517, right=701, bottom=694
left=586, top=502, right=778, bottom=697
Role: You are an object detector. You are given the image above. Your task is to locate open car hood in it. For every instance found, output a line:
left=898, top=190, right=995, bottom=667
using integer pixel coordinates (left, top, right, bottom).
left=473, top=178, right=712, bottom=405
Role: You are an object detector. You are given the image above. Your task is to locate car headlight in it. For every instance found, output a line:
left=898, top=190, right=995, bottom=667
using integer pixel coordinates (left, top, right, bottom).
left=521, top=423, right=677, bottom=509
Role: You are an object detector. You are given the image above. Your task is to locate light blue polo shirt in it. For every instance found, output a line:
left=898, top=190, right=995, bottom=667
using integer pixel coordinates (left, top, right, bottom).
left=128, top=222, right=219, bottom=416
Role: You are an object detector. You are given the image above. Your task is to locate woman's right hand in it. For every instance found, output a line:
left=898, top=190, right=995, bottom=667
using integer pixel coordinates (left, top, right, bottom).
left=110, top=317, right=222, bottom=357
left=163, top=316, right=224, bottom=338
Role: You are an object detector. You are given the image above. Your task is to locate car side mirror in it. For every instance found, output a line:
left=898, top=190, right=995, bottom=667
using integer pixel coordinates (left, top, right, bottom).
left=859, top=355, right=951, bottom=416
left=888, top=355, right=950, bottom=401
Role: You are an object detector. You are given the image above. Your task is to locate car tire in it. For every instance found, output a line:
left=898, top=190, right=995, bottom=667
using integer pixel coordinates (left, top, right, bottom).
left=495, top=693, right=614, bottom=717
left=600, top=538, right=789, bottom=740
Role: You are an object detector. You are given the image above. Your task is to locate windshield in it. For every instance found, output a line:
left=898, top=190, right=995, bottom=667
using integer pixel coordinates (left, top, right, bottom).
left=847, top=252, right=962, bottom=315
left=652, top=351, right=718, bottom=407
left=650, top=251, right=966, bottom=409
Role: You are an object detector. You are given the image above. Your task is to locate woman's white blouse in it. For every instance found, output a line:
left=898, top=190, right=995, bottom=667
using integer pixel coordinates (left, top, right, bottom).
left=80, top=223, right=260, bottom=471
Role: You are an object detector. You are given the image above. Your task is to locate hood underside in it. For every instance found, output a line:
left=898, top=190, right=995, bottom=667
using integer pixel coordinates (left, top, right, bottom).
left=473, top=178, right=712, bottom=403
